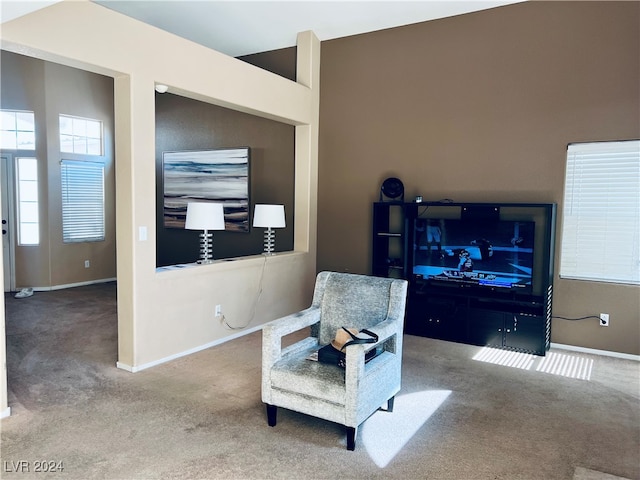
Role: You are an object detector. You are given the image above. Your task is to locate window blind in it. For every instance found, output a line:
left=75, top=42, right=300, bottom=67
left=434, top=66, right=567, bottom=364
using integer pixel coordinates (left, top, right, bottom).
left=61, top=160, right=105, bottom=243
left=560, top=140, right=640, bottom=285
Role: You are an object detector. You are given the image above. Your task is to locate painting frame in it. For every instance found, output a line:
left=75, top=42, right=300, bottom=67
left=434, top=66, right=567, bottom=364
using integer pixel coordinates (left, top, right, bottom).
left=162, top=147, right=250, bottom=232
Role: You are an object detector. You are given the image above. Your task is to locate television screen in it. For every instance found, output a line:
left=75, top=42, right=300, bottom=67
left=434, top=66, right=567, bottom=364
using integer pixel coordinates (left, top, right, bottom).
left=412, top=218, right=535, bottom=291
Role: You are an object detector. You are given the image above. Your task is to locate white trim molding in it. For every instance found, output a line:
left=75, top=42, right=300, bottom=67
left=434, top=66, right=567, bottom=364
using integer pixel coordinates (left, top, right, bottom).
left=116, top=324, right=264, bottom=373
left=1, top=407, right=11, bottom=419
left=31, top=277, right=117, bottom=292
left=551, top=343, right=640, bottom=362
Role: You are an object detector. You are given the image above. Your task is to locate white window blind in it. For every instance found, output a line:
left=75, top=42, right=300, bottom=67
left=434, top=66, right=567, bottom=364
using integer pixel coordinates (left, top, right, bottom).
left=61, top=160, right=105, bottom=243
left=560, top=140, right=640, bottom=285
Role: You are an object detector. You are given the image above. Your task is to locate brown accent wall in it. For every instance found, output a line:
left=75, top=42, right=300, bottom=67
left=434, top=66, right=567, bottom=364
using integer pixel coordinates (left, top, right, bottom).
left=239, top=47, right=297, bottom=82
left=317, top=2, right=639, bottom=354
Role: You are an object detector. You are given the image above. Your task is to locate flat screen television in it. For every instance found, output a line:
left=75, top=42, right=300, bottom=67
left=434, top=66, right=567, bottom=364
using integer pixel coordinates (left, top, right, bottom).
left=412, top=218, right=535, bottom=292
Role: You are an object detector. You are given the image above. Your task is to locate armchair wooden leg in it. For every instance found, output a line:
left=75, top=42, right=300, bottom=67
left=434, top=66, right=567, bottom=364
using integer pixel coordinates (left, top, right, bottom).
left=266, top=404, right=277, bottom=427
left=346, top=426, right=357, bottom=451
left=387, top=396, right=395, bottom=413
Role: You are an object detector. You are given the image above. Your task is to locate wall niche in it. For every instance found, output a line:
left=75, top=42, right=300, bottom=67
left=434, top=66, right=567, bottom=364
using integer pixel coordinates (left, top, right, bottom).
left=155, top=93, right=295, bottom=267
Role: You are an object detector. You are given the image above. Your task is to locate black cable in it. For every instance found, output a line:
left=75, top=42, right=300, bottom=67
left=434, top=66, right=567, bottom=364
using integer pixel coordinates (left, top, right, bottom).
left=552, top=315, right=600, bottom=321
left=417, top=199, right=456, bottom=218
left=417, top=206, right=430, bottom=217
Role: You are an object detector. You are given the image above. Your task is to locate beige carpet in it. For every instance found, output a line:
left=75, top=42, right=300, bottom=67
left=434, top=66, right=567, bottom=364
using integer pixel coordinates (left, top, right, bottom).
left=2, top=283, right=639, bottom=479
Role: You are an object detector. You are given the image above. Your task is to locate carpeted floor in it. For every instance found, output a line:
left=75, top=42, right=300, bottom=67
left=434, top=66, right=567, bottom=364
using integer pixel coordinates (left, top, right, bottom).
left=1, top=283, right=639, bottom=479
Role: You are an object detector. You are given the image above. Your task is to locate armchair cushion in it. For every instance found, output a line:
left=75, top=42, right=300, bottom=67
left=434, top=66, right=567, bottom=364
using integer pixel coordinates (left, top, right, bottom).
left=270, top=347, right=397, bottom=405
left=271, top=348, right=347, bottom=404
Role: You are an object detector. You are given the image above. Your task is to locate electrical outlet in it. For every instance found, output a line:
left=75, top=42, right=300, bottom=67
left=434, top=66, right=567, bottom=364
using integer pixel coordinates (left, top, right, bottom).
left=600, top=313, right=610, bottom=327
left=84, top=260, right=90, bottom=268
left=215, top=305, right=222, bottom=317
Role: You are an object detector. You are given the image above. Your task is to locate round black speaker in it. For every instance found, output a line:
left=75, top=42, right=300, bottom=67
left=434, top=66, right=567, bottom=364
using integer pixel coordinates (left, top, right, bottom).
left=380, top=177, right=404, bottom=201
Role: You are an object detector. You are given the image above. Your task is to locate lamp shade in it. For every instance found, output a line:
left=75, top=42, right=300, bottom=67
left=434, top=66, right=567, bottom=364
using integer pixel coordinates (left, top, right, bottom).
left=185, top=202, right=225, bottom=230
left=253, top=204, right=285, bottom=228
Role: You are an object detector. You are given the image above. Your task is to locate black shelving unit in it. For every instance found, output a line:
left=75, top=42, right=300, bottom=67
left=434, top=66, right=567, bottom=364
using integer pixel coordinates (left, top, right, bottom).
left=372, top=201, right=409, bottom=279
left=372, top=201, right=556, bottom=356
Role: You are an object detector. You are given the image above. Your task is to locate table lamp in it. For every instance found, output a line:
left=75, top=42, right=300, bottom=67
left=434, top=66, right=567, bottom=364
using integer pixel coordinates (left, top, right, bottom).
left=185, top=202, right=225, bottom=263
left=253, top=204, right=285, bottom=255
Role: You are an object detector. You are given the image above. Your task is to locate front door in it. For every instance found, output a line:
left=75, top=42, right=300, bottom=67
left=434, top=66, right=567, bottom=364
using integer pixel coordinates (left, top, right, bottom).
left=1, top=154, right=15, bottom=292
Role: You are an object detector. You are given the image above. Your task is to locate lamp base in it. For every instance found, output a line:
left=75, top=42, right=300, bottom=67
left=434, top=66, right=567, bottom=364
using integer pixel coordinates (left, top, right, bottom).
left=262, top=227, right=276, bottom=255
left=198, top=230, right=214, bottom=263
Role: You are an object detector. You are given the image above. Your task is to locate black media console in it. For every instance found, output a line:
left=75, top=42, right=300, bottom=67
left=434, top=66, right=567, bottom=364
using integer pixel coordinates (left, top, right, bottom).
left=372, top=201, right=556, bottom=356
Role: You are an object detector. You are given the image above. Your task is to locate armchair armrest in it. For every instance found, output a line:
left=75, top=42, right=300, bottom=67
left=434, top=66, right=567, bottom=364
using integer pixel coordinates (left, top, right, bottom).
left=342, top=317, right=403, bottom=423
left=362, top=317, right=402, bottom=352
left=342, top=316, right=402, bottom=388
left=262, top=307, right=321, bottom=404
left=263, top=306, right=321, bottom=338
left=262, top=307, right=321, bottom=365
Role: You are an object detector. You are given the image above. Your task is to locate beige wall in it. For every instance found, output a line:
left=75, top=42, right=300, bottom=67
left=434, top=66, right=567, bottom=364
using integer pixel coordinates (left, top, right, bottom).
left=1, top=52, right=50, bottom=287
left=0, top=51, right=117, bottom=289
left=317, top=1, right=639, bottom=355
left=45, top=61, right=117, bottom=287
left=0, top=1, right=319, bottom=426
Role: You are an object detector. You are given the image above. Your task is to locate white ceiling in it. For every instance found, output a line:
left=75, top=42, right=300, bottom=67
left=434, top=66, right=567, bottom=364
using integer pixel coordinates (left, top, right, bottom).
left=2, top=1, right=524, bottom=58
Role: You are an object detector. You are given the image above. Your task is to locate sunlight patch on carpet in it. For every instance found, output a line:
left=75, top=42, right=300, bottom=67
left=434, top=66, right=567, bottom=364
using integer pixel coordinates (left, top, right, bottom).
left=472, top=347, right=594, bottom=380
left=472, top=346, right=536, bottom=369
left=536, top=351, right=593, bottom=380
left=574, top=466, right=632, bottom=480
left=362, top=390, right=451, bottom=468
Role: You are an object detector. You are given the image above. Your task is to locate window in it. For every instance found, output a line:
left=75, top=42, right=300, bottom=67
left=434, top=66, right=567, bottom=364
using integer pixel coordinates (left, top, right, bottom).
left=61, top=160, right=105, bottom=243
left=1, top=110, right=36, bottom=150
left=59, top=115, right=103, bottom=155
left=15, top=157, right=39, bottom=245
left=560, top=140, right=640, bottom=285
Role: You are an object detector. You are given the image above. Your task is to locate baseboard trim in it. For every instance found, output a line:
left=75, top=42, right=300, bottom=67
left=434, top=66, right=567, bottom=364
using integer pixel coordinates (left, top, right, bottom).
left=30, top=278, right=117, bottom=292
left=115, top=362, right=135, bottom=373
left=116, top=323, right=264, bottom=373
left=551, top=342, right=640, bottom=362
left=1, top=407, right=11, bottom=419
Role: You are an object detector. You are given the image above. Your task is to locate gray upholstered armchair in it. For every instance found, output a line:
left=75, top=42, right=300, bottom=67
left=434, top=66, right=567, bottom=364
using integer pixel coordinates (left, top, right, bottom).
left=261, top=271, right=408, bottom=450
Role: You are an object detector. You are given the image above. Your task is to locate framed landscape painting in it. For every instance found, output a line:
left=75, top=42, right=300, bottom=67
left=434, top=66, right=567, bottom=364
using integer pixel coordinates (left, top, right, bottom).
left=163, top=147, right=250, bottom=232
